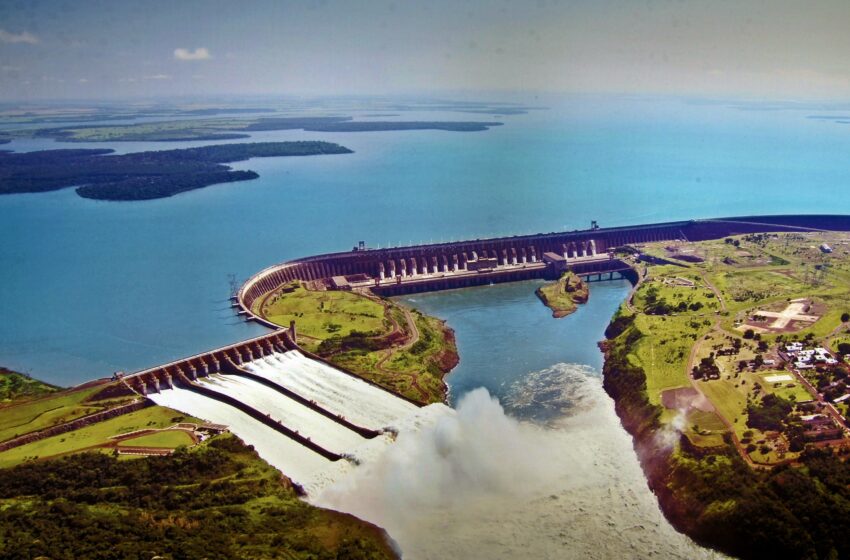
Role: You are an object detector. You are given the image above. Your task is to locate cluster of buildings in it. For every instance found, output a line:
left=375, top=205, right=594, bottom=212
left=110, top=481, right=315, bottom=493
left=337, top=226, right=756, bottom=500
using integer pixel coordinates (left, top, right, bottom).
left=784, top=342, right=838, bottom=369
left=800, top=413, right=844, bottom=441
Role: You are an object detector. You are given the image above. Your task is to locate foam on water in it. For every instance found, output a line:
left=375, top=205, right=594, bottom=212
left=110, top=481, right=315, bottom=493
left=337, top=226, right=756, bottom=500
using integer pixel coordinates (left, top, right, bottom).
left=313, top=363, right=723, bottom=559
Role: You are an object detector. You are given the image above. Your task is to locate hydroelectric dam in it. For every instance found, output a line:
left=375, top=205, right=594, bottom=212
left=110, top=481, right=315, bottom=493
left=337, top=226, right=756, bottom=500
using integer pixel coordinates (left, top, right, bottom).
left=123, top=214, right=850, bottom=491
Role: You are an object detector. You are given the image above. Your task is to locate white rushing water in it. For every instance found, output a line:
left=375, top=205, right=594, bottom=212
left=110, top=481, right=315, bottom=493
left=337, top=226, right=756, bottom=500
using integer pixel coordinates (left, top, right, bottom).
left=148, top=350, right=449, bottom=495
left=245, top=351, right=419, bottom=430
left=313, top=364, right=724, bottom=560
left=149, top=384, right=331, bottom=483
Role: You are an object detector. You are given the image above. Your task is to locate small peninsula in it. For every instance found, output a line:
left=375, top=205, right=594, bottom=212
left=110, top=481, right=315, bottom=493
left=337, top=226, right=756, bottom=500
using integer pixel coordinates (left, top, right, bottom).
left=0, top=141, right=352, bottom=201
left=253, top=281, right=458, bottom=404
left=536, top=271, right=589, bottom=318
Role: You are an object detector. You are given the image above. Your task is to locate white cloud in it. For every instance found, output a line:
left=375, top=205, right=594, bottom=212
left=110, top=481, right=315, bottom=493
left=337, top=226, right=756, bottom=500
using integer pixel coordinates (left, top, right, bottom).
left=0, top=29, right=39, bottom=45
left=145, top=74, right=171, bottom=80
left=78, top=78, right=89, bottom=83
left=174, top=47, right=211, bottom=61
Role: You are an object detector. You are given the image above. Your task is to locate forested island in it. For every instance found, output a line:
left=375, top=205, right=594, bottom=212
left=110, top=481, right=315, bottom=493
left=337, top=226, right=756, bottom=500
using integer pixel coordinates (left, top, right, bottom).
left=0, top=141, right=352, bottom=201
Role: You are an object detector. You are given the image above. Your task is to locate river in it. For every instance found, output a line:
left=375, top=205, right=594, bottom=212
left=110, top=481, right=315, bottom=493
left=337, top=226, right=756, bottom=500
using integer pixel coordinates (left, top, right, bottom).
left=313, top=280, right=722, bottom=558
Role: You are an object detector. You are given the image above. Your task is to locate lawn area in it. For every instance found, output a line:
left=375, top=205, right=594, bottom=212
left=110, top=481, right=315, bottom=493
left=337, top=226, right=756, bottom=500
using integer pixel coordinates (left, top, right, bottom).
left=252, top=281, right=457, bottom=404
left=685, top=409, right=727, bottom=448
left=629, top=313, right=709, bottom=404
left=710, top=269, right=810, bottom=310
left=0, top=405, right=195, bottom=468
left=118, top=430, right=194, bottom=449
left=698, top=378, right=749, bottom=436
left=757, top=372, right=814, bottom=403
left=0, top=385, right=104, bottom=443
left=633, top=271, right=720, bottom=315
left=256, top=282, right=388, bottom=339
left=331, top=309, right=457, bottom=403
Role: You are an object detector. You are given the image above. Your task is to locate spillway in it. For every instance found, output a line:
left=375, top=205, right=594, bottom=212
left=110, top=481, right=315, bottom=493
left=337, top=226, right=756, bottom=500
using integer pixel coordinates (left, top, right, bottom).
left=148, top=349, right=450, bottom=494
left=245, top=351, right=419, bottom=430
left=150, top=385, right=332, bottom=483
left=198, top=374, right=367, bottom=454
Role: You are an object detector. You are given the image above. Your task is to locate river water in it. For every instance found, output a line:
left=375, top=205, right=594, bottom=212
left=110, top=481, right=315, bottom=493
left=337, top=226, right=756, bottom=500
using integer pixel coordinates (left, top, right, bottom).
left=313, top=280, right=722, bottom=558
left=4, top=95, right=850, bottom=384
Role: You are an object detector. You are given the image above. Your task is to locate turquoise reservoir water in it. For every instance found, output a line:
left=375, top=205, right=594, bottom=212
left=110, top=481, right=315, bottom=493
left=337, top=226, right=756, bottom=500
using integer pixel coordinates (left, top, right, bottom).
left=399, top=279, right=631, bottom=404
left=4, top=95, right=850, bottom=384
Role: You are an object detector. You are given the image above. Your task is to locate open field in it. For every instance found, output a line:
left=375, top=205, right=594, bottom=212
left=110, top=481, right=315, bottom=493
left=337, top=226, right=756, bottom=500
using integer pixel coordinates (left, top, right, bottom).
left=621, top=231, right=850, bottom=465
left=117, top=429, right=195, bottom=449
left=626, top=311, right=711, bottom=405
left=0, top=405, right=196, bottom=468
left=0, top=385, right=110, bottom=443
left=258, top=282, right=387, bottom=338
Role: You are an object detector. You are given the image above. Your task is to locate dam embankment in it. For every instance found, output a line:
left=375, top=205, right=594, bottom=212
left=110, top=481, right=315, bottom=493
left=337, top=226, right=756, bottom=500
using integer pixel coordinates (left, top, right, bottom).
left=237, top=214, right=850, bottom=323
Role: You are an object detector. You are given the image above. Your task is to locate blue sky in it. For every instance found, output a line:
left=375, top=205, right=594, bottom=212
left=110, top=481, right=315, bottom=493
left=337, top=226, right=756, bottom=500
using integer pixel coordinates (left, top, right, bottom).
left=2, top=0, right=850, bottom=101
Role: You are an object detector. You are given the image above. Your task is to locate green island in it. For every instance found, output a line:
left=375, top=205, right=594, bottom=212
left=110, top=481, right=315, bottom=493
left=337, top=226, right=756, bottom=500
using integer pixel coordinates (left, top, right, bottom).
left=602, top=231, right=850, bottom=559
left=0, top=371, right=396, bottom=558
left=24, top=115, right=503, bottom=142
left=0, top=141, right=352, bottom=201
left=254, top=281, right=458, bottom=404
left=535, top=271, right=589, bottom=318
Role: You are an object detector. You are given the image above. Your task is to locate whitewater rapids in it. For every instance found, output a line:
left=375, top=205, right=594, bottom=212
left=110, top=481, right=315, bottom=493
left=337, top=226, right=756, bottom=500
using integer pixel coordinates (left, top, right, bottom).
left=312, top=363, right=724, bottom=559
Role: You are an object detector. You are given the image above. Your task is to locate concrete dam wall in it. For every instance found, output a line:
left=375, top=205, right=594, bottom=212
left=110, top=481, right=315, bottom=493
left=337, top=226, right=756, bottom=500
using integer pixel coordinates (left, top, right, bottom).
left=237, top=214, right=850, bottom=321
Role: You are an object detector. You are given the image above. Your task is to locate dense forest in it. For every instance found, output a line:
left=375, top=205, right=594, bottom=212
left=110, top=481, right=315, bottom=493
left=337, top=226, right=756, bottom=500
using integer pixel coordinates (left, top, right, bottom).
left=0, top=435, right=395, bottom=560
left=603, top=312, right=850, bottom=560
left=0, top=141, right=352, bottom=200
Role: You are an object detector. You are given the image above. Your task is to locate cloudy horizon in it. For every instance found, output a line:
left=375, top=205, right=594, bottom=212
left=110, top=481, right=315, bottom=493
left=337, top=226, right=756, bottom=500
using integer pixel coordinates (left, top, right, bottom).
left=2, top=0, right=850, bottom=102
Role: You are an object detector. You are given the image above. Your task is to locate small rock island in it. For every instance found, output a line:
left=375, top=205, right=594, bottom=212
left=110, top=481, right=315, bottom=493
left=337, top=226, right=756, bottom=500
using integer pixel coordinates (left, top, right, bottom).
left=535, top=271, right=589, bottom=318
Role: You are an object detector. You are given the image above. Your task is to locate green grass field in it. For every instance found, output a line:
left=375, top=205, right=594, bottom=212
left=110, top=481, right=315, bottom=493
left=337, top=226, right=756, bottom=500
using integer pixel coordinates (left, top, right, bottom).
left=627, top=307, right=710, bottom=404
left=118, top=429, right=195, bottom=448
left=0, top=385, right=105, bottom=443
left=330, top=309, right=456, bottom=403
left=0, top=406, right=195, bottom=468
left=685, top=409, right=727, bottom=447
left=258, top=282, right=388, bottom=339
left=757, top=372, right=813, bottom=403
left=623, top=232, right=850, bottom=462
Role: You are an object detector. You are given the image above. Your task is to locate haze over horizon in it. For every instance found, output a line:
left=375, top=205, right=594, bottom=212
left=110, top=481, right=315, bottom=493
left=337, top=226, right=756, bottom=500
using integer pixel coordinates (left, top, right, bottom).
left=2, top=0, right=850, bottom=103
